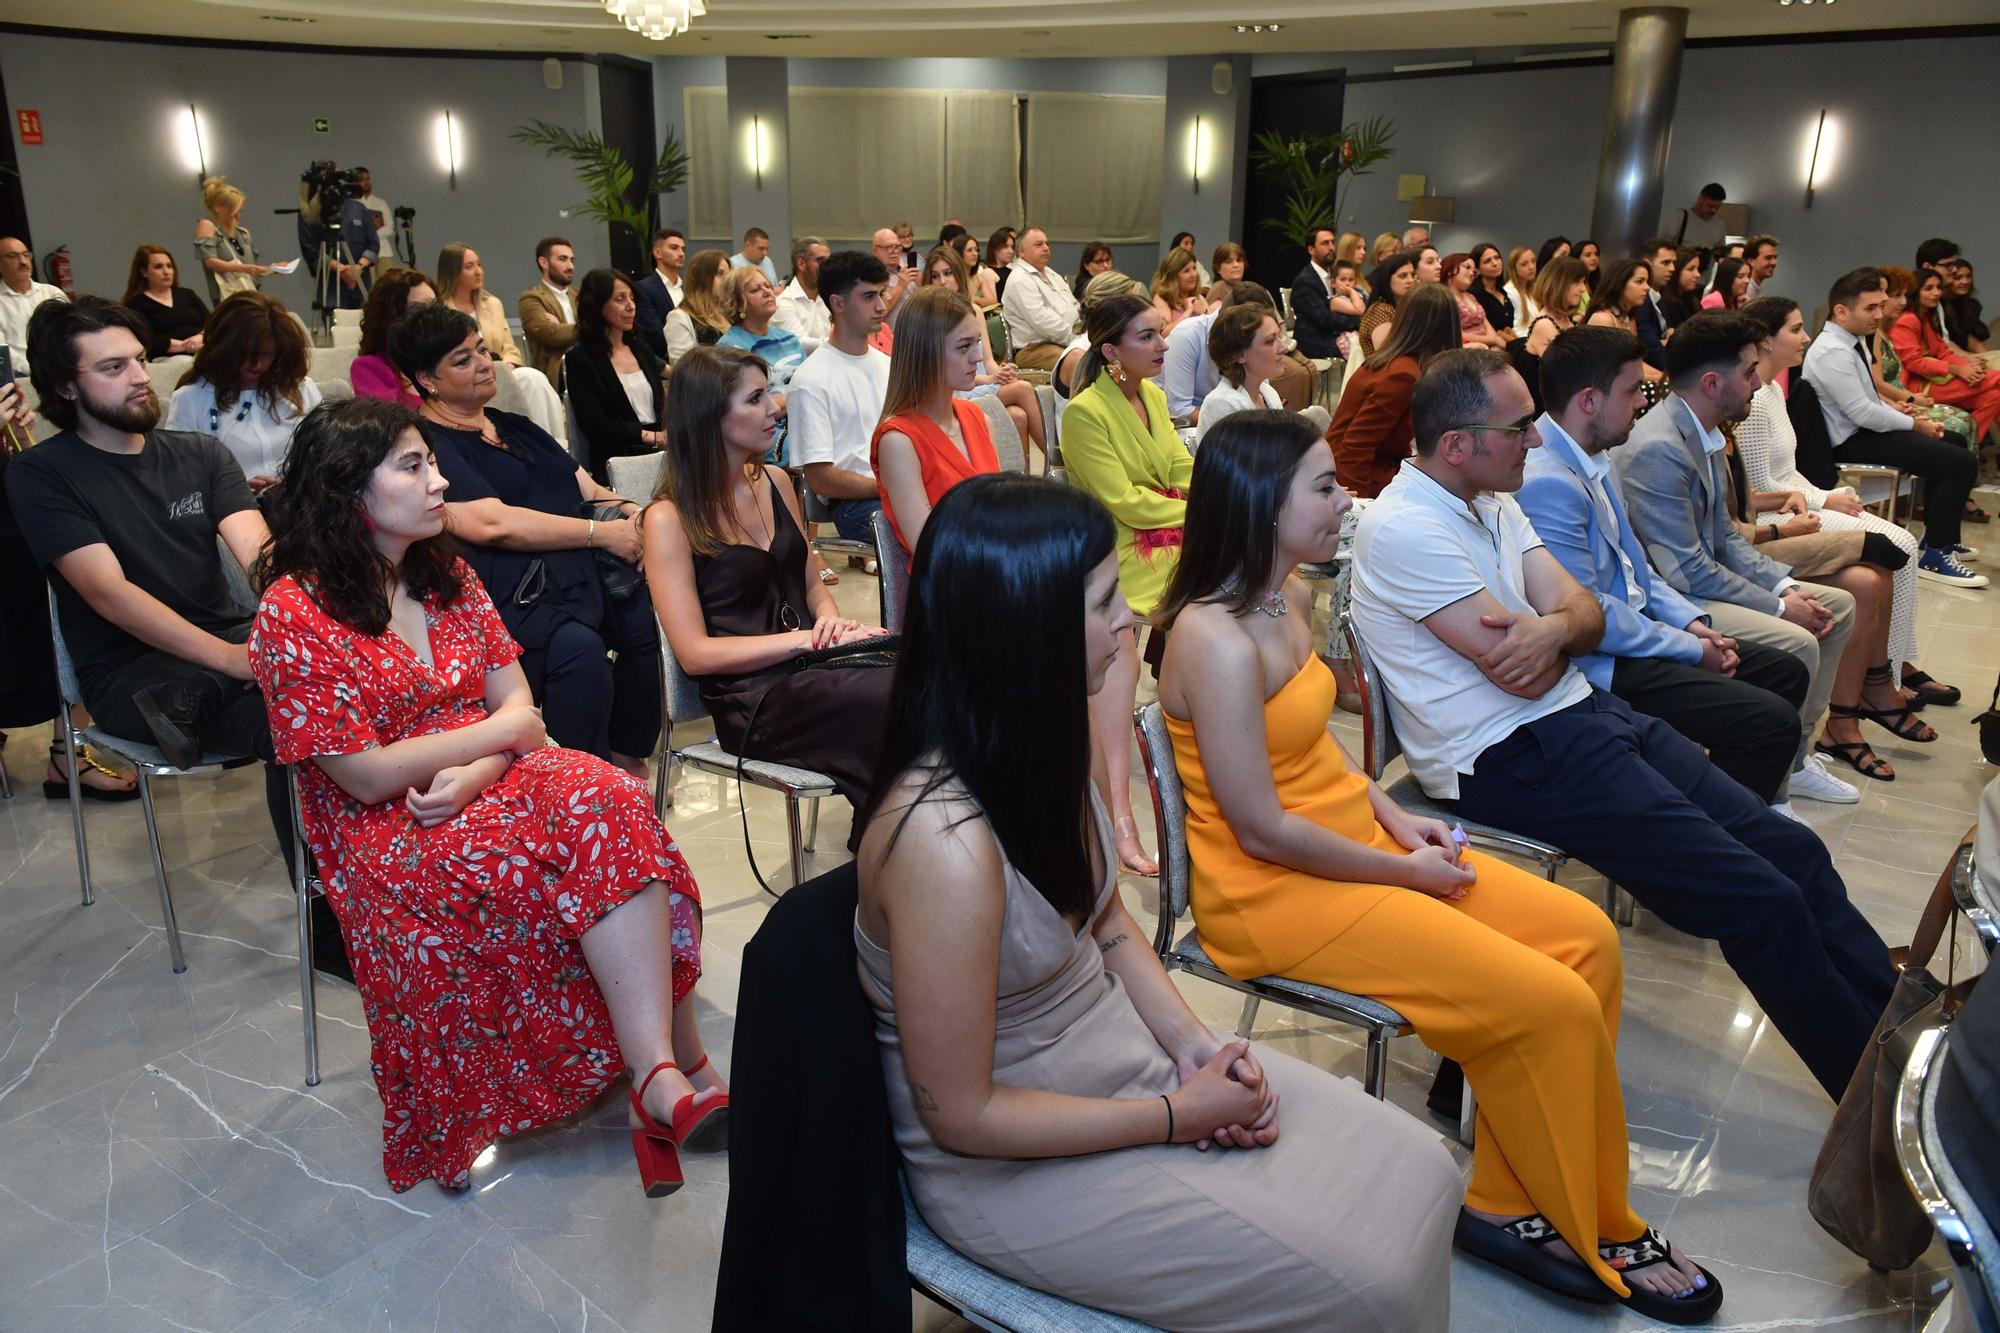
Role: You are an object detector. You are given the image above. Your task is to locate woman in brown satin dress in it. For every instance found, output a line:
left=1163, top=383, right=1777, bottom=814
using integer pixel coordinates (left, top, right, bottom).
left=640, top=346, right=892, bottom=817
left=854, top=472, right=1462, bottom=1331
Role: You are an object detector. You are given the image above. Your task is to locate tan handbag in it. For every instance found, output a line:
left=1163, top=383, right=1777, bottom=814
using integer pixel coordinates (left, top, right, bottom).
left=1806, top=835, right=1976, bottom=1269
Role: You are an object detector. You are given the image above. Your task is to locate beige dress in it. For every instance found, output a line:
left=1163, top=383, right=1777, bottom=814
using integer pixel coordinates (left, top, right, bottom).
left=854, top=796, right=1461, bottom=1332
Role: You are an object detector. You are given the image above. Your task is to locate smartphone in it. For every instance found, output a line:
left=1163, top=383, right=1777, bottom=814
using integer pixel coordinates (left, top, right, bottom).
left=0, top=345, right=13, bottom=386
left=903, top=250, right=918, bottom=270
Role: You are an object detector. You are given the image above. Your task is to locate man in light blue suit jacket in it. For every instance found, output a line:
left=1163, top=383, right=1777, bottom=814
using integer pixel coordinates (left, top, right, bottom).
left=1518, top=325, right=1806, bottom=804
left=1611, top=311, right=1860, bottom=806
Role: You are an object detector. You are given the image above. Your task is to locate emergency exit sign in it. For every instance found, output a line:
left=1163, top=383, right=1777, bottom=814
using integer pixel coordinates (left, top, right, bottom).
left=314, top=118, right=329, bottom=133
left=17, top=110, right=42, bottom=145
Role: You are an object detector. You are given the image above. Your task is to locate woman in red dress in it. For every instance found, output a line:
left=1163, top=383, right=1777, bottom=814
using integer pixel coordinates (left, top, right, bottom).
left=250, top=396, right=726, bottom=1196
left=872, top=285, right=1002, bottom=556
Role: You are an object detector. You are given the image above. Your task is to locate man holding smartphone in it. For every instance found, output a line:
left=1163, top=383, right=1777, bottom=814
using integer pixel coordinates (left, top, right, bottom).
left=872, top=227, right=919, bottom=327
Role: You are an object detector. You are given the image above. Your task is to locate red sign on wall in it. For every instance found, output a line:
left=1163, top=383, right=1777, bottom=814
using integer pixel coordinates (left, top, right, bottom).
left=17, top=110, right=42, bottom=145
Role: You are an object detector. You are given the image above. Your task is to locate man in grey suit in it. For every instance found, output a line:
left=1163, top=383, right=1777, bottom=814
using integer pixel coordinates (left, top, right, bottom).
left=1614, top=311, right=1860, bottom=807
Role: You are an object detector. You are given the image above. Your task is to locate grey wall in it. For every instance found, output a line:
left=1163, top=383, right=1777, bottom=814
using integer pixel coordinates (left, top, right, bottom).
left=1268, top=33, right=2000, bottom=314
left=1160, top=56, right=1252, bottom=274
left=724, top=58, right=791, bottom=262
left=0, top=33, right=607, bottom=307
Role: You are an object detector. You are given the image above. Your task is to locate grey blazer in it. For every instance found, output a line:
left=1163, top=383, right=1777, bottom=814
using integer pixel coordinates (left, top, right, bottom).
left=1612, top=393, right=1791, bottom=614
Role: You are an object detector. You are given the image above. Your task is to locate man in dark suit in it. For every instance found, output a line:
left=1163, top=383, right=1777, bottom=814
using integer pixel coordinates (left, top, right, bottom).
left=633, top=227, right=685, bottom=363
left=1289, top=226, right=1341, bottom=359
left=1633, top=237, right=1677, bottom=371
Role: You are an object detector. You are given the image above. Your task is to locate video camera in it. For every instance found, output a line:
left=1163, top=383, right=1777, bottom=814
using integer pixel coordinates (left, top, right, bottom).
left=301, top=160, right=365, bottom=205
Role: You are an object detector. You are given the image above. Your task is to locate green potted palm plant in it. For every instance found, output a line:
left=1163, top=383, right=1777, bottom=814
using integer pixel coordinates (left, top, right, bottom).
left=1250, top=116, right=1397, bottom=243
left=510, top=120, right=691, bottom=265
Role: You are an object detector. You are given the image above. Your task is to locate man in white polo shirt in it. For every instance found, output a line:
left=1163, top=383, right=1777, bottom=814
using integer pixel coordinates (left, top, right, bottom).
left=787, top=250, right=890, bottom=548
left=1349, top=347, right=1892, bottom=1101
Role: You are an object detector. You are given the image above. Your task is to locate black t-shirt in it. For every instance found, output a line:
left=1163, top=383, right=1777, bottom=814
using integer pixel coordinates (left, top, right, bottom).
left=5, top=428, right=257, bottom=694
left=125, top=287, right=212, bottom=359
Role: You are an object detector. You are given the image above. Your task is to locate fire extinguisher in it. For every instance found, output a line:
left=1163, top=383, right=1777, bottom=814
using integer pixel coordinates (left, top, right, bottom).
left=42, top=246, right=74, bottom=295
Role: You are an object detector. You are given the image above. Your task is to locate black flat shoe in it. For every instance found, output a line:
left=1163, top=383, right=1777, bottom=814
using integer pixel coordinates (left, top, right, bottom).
left=1452, top=1208, right=1613, bottom=1305
left=1600, top=1227, right=1724, bottom=1324
left=1901, top=669, right=1961, bottom=708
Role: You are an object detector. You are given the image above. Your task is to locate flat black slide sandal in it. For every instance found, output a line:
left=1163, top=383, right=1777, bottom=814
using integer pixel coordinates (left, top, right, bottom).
left=1599, top=1227, right=1724, bottom=1325
left=1451, top=1208, right=1613, bottom=1305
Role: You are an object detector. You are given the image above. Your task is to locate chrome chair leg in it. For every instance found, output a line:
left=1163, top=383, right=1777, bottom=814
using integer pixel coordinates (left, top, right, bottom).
left=804, top=796, right=820, bottom=853
left=1610, top=880, right=1637, bottom=927
left=63, top=720, right=92, bottom=907
left=652, top=744, right=672, bottom=818
left=1235, top=995, right=1260, bottom=1037
left=290, top=781, right=320, bottom=1088
left=1363, top=1028, right=1388, bottom=1098
left=784, top=794, right=806, bottom=893
left=137, top=771, right=186, bottom=973
left=0, top=744, right=11, bottom=798
left=1459, top=1077, right=1477, bottom=1148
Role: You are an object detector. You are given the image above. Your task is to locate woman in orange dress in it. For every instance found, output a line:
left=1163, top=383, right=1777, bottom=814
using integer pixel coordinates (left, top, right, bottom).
left=1153, top=409, right=1721, bottom=1325
left=1891, top=267, right=2000, bottom=439
left=872, top=286, right=1002, bottom=557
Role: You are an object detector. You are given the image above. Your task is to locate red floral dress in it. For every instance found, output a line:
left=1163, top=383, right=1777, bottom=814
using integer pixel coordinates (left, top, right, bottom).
left=251, top=565, right=700, bottom=1192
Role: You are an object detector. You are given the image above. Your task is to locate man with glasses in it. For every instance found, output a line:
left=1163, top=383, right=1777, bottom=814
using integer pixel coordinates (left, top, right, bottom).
left=0, top=238, right=64, bottom=372
left=1349, top=346, right=1893, bottom=1101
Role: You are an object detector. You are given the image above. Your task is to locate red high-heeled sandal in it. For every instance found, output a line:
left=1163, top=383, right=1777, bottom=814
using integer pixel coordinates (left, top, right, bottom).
left=630, top=1062, right=686, bottom=1198
left=675, top=1054, right=731, bottom=1154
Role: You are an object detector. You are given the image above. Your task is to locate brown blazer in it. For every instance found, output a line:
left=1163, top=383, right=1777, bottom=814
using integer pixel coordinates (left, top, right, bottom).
left=1327, top=355, right=1418, bottom=498
left=517, top=285, right=577, bottom=393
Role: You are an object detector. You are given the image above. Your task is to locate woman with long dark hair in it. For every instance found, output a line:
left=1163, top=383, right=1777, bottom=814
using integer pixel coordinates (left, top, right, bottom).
left=1513, top=256, right=1592, bottom=413
left=1587, top=259, right=1669, bottom=391
left=856, top=472, right=1461, bottom=1330
left=251, top=396, right=722, bottom=1196
left=1153, top=412, right=1718, bottom=1324
left=1468, top=243, right=1514, bottom=341
left=391, top=302, right=659, bottom=773
left=352, top=267, right=435, bottom=408
left=1059, top=293, right=1192, bottom=874
left=165, top=290, right=319, bottom=492
left=121, top=245, right=208, bottom=358
left=1328, top=283, right=1462, bottom=497
left=1666, top=248, right=1705, bottom=325
left=984, top=227, right=1018, bottom=304
left=1700, top=257, right=1750, bottom=311
left=1357, top=253, right=1415, bottom=355
left=640, top=346, right=891, bottom=824
left=1535, top=236, right=1572, bottom=272
left=564, top=267, right=666, bottom=483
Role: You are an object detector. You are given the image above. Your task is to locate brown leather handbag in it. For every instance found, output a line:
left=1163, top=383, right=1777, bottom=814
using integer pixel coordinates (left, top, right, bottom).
left=1807, top=835, right=1977, bottom=1269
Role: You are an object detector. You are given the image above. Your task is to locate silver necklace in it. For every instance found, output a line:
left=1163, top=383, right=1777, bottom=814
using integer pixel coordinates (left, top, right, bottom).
left=1229, top=582, right=1287, bottom=618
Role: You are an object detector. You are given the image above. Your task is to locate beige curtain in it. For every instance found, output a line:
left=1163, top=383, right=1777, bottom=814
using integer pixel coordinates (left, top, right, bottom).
left=1023, top=92, right=1164, bottom=245
left=684, top=86, right=730, bottom=241
left=788, top=89, right=946, bottom=241
left=944, top=91, right=1024, bottom=236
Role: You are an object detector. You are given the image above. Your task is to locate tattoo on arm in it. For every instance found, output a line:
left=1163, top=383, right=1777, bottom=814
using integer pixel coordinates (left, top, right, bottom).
left=1098, top=933, right=1130, bottom=955
left=910, top=1082, right=939, bottom=1113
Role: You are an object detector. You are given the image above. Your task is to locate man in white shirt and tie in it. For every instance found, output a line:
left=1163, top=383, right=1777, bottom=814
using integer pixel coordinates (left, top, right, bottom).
left=1801, top=266, right=1984, bottom=586
left=1000, top=227, right=1079, bottom=371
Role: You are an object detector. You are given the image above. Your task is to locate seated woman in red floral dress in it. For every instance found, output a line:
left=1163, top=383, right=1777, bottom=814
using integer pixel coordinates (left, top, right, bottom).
left=250, top=396, right=727, bottom=1197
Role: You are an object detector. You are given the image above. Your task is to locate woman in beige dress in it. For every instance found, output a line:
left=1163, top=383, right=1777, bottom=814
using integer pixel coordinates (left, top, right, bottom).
left=855, top=472, right=1462, bottom=1331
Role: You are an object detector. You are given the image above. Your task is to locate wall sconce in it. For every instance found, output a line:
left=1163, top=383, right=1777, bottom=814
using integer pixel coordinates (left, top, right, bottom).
left=1189, top=116, right=1207, bottom=195
left=433, top=111, right=462, bottom=188
left=176, top=103, right=209, bottom=183
left=743, top=115, right=774, bottom=189
left=1801, top=108, right=1837, bottom=208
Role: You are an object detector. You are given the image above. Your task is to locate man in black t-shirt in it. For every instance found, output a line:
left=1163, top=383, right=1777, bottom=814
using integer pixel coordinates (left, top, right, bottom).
left=9, top=297, right=294, bottom=862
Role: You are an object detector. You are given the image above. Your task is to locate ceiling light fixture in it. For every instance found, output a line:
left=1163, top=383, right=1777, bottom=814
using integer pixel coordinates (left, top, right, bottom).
left=603, top=0, right=706, bottom=41
left=1233, top=22, right=1282, bottom=33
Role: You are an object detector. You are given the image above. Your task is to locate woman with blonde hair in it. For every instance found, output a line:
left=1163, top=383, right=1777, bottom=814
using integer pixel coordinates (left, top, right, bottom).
left=121, top=245, right=208, bottom=358
left=1055, top=269, right=1148, bottom=406
left=436, top=242, right=524, bottom=367
left=665, top=249, right=732, bottom=362
left=1149, top=247, right=1210, bottom=336
left=873, top=285, right=1002, bottom=555
left=166, top=291, right=319, bottom=492
left=922, top=244, right=1045, bottom=461
left=1512, top=256, right=1592, bottom=413
left=1504, top=246, right=1539, bottom=337
left=1371, top=231, right=1403, bottom=267
left=194, top=177, right=268, bottom=306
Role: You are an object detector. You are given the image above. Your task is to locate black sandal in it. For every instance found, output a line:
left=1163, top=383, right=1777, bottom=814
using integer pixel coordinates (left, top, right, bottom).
left=1815, top=728, right=1895, bottom=781
left=1452, top=1208, right=1613, bottom=1304
left=1599, top=1227, right=1724, bottom=1324
left=1900, top=668, right=1962, bottom=709
left=41, top=744, right=141, bottom=803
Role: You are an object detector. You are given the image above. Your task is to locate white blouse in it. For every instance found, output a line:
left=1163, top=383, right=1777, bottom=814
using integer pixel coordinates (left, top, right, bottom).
left=616, top=367, right=655, bottom=424
left=166, top=376, right=323, bottom=482
left=1733, top=379, right=1831, bottom=520
left=1194, top=378, right=1285, bottom=443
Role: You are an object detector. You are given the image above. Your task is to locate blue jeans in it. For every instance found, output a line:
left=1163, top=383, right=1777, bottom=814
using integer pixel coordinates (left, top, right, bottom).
left=828, top=497, right=881, bottom=545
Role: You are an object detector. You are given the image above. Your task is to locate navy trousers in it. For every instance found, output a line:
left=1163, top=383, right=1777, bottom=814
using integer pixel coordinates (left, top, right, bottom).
left=1451, top=688, right=1895, bottom=1099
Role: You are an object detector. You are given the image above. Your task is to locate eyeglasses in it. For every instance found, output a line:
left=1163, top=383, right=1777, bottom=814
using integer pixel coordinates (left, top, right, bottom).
left=1454, top=417, right=1538, bottom=436
left=0, top=251, right=31, bottom=261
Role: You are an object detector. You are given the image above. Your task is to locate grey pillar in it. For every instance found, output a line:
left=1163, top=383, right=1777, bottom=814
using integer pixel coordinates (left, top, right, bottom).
left=1588, top=7, right=1687, bottom=263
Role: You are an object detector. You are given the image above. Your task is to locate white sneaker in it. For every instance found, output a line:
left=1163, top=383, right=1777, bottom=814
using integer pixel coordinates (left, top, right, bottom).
left=1770, top=800, right=1808, bottom=826
left=1790, top=753, right=1860, bottom=804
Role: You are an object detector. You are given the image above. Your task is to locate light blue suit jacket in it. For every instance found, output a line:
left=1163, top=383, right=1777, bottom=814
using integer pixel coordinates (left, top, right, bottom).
left=1517, top=414, right=1706, bottom=690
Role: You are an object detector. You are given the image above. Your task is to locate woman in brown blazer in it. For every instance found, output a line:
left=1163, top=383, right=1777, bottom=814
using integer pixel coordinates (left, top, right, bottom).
left=1327, top=284, right=1462, bottom=497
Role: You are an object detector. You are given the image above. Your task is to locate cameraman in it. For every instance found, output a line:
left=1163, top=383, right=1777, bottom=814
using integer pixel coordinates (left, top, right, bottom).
left=296, top=161, right=379, bottom=311
left=353, top=167, right=395, bottom=264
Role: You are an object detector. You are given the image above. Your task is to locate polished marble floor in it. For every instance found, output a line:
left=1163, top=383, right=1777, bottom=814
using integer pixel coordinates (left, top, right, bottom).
left=1, top=521, right=1995, bottom=1333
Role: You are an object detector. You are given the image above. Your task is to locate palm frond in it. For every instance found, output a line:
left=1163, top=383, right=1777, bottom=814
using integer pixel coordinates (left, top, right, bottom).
left=511, top=119, right=687, bottom=240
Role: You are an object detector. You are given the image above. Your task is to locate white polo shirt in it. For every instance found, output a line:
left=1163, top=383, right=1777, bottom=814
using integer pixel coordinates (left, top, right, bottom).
left=1349, top=458, right=1591, bottom=799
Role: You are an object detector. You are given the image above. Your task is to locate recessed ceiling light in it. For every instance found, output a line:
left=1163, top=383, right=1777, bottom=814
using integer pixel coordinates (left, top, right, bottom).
left=1232, top=21, right=1283, bottom=32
